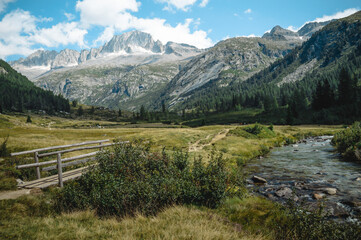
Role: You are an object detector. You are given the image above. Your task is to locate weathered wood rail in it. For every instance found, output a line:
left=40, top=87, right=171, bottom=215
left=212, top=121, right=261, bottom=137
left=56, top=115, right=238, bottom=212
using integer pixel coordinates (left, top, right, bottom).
left=11, top=139, right=125, bottom=188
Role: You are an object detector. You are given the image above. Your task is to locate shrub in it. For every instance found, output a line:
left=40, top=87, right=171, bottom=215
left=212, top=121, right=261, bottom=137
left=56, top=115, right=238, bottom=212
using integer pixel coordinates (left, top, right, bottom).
left=332, top=121, right=361, bottom=161
left=56, top=140, right=242, bottom=217
left=244, top=123, right=263, bottom=135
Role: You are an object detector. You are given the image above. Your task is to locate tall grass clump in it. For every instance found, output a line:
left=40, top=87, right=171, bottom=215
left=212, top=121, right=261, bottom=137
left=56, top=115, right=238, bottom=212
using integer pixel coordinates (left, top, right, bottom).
left=56, top=140, right=243, bottom=217
left=332, top=121, right=361, bottom=161
left=274, top=203, right=361, bottom=240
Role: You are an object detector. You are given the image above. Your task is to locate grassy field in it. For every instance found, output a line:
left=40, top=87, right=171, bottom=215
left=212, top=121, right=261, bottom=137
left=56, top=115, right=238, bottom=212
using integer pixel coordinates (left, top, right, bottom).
left=0, top=113, right=344, bottom=239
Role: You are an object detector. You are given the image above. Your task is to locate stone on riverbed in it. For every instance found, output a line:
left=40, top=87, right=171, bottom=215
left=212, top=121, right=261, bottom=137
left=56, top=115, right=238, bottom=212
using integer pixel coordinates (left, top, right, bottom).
left=313, top=192, right=325, bottom=200
left=323, top=188, right=337, bottom=195
left=275, top=187, right=293, bottom=198
left=252, top=175, right=267, bottom=184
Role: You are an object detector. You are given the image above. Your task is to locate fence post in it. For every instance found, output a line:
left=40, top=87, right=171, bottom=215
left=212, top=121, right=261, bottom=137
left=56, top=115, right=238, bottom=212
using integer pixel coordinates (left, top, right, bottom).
left=34, top=152, right=41, bottom=179
left=57, top=153, right=63, bottom=187
left=99, top=142, right=103, bottom=151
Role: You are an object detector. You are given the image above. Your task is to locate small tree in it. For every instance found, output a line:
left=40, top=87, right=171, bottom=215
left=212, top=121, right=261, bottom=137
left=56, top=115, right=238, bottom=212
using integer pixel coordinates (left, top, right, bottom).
left=90, top=106, right=95, bottom=114
left=26, top=115, right=32, bottom=123
left=140, top=105, right=146, bottom=120
left=77, top=106, right=84, bottom=116
left=72, top=100, right=78, bottom=107
left=0, top=104, right=2, bottom=113
left=0, top=135, right=9, bottom=157
left=118, top=108, right=122, bottom=117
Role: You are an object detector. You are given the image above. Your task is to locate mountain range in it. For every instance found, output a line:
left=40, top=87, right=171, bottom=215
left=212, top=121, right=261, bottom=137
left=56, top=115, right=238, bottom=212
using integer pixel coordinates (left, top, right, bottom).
left=8, top=15, right=356, bottom=112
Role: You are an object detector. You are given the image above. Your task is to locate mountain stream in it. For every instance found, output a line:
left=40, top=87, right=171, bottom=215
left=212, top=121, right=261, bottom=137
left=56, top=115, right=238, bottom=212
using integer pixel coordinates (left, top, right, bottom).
left=246, top=136, right=361, bottom=221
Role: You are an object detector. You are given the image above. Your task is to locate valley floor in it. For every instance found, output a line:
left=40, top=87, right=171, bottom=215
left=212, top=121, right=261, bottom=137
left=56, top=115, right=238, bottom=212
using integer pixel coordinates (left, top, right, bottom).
left=0, top=113, right=345, bottom=239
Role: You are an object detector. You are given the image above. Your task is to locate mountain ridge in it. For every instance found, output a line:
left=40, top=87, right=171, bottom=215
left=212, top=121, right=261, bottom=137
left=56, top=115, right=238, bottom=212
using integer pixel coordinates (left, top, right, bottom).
left=10, top=30, right=203, bottom=80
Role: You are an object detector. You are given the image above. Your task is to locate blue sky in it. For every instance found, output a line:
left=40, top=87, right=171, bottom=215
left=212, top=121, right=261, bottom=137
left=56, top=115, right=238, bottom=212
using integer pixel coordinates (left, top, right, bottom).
left=0, top=0, right=359, bottom=61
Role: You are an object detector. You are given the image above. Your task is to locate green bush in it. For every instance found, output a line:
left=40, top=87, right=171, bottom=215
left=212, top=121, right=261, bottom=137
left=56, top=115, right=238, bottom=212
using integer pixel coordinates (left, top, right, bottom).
left=56, top=140, right=242, bottom=217
left=332, top=121, right=361, bottom=161
left=244, top=123, right=263, bottom=135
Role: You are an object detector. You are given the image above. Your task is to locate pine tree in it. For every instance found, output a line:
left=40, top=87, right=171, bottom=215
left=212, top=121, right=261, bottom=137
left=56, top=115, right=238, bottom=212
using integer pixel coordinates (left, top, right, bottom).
left=90, top=106, right=95, bottom=114
left=77, top=106, right=84, bottom=116
left=72, top=100, right=78, bottom=107
left=26, top=115, right=32, bottom=123
left=118, top=108, right=122, bottom=117
left=338, top=68, right=355, bottom=105
left=140, top=105, right=146, bottom=120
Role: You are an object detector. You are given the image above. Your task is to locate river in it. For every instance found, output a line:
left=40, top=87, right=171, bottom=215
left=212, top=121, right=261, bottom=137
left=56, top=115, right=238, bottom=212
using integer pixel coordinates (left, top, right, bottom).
left=246, top=136, right=361, bottom=221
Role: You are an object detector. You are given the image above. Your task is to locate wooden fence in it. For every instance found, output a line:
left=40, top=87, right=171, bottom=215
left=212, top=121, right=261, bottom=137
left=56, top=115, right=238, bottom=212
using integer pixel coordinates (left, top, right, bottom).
left=11, top=139, right=125, bottom=188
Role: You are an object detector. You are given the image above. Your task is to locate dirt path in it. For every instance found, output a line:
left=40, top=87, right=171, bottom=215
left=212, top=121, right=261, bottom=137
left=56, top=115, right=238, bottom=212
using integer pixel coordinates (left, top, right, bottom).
left=0, top=189, right=31, bottom=200
left=189, top=129, right=230, bottom=152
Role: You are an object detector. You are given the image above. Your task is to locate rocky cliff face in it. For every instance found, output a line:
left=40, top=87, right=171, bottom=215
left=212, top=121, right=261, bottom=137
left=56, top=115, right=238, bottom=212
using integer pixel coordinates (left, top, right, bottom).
left=156, top=37, right=303, bottom=108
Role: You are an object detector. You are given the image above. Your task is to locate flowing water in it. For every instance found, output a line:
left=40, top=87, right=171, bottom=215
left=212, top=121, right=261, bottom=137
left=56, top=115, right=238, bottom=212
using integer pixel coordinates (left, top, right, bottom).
left=246, top=136, right=361, bottom=220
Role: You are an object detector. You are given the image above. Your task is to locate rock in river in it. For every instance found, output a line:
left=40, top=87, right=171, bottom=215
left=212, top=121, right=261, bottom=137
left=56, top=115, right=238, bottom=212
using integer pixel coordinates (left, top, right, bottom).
left=323, top=188, right=337, bottom=195
left=275, top=187, right=293, bottom=198
left=252, top=175, right=267, bottom=184
left=313, top=192, right=326, bottom=200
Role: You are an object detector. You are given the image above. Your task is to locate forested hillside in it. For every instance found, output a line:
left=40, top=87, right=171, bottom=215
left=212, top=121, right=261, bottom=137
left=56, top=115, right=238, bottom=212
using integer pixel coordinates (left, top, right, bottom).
left=176, top=11, right=361, bottom=124
left=0, top=60, right=70, bottom=113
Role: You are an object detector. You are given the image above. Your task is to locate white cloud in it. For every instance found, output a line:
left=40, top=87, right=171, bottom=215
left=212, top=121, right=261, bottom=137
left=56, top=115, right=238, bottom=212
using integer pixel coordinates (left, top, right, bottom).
left=0, top=9, right=87, bottom=59
left=94, top=26, right=115, bottom=45
left=287, top=25, right=298, bottom=32
left=30, top=22, right=88, bottom=48
left=0, top=0, right=15, bottom=13
left=0, top=9, right=36, bottom=58
left=76, top=0, right=213, bottom=48
left=64, top=12, right=75, bottom=21
left=76, top=0, right=140, bottom=27
left=157, top=0, right=197, bottom=11
left=199, top=0, right=209, bottom=7
left=132, top=17, right=213, bottom=48
left=311, top=8, right=359, bottom=22
left=244, top=8, right=252, bottom=14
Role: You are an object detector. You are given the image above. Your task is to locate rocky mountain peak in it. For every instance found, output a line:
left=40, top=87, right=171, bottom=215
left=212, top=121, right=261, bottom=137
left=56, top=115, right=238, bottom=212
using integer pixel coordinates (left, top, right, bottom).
left=51, top=49, right=80, bottom=69
left=263, top=25, right=299, bottom=41
left=297, top=21, right=331, bottom=37
left=101, top=30, right=164, bottom=54
left=12, top=49, right=58, bottom=67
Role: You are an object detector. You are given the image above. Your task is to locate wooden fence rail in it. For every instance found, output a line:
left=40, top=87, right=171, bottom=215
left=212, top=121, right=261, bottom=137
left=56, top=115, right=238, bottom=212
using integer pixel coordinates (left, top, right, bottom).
left=11, top=139, right=127, bottom=188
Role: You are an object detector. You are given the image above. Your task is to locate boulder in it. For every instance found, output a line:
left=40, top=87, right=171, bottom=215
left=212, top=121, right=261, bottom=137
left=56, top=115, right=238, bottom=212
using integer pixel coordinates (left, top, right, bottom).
left=252, top=175, right=267, bottom=184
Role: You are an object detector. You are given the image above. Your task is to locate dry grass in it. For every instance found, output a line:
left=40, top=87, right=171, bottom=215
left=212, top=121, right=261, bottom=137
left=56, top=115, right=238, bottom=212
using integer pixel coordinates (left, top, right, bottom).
left=0, top=205, right=265, bottom=240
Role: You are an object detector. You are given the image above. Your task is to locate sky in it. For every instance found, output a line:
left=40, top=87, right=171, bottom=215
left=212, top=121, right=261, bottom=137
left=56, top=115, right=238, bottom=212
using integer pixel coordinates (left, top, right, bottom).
left=0, top=0, right=360, bottom=61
